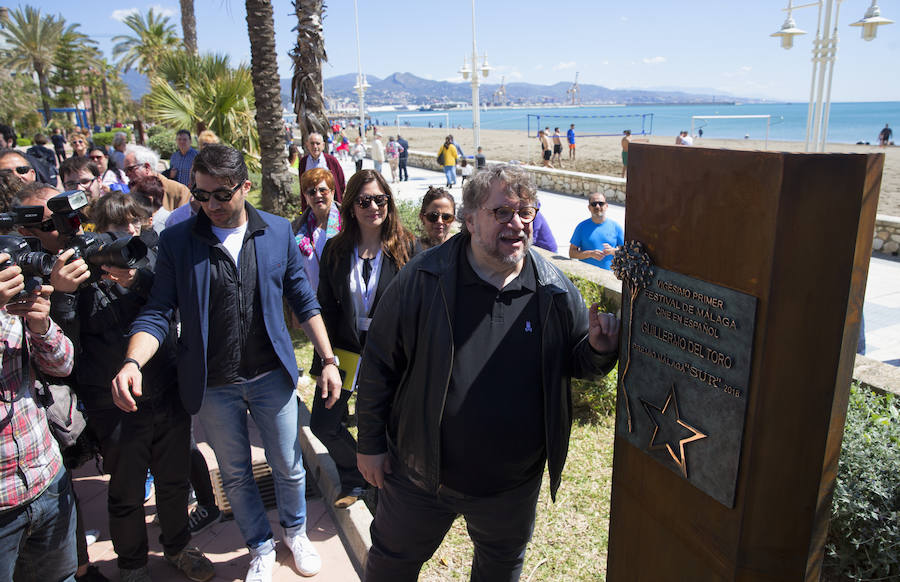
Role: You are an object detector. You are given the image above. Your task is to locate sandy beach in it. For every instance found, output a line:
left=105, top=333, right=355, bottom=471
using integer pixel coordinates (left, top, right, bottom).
left=387, top=126, right=900, bottom=217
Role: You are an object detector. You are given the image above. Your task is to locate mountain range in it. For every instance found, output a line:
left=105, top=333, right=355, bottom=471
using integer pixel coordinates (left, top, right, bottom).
left=125, top=70, right=763, bottom=108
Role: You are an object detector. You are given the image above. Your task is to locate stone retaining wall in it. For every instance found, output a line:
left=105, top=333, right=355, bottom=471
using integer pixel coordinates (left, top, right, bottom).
left=873, top=214, right=900, bottom=256
left=405, top=151, right=899, bottom=258
left=406, top=149, right=626, bottom=202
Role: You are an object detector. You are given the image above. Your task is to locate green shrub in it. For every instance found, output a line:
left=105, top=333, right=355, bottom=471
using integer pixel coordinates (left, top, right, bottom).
left=146, top=124, right=168, bottom=137
left=16, top=138, right=32, bottom=147
left=396, top=198, right=421, bottom=235
left=148, top=129, right=177, bottom=159
left=92, top=130, right=131, bottom=149
left=824, top=384, right=899, bottom=581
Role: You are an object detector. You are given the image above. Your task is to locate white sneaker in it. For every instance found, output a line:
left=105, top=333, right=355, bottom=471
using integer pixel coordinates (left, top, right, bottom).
left=245, top=546, right=276, bottom=582
left=285, top=528, right=321, bottom=577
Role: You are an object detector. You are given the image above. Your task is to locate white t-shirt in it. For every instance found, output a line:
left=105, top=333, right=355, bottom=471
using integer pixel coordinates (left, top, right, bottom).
left=211, top=223, right=248, bottom=265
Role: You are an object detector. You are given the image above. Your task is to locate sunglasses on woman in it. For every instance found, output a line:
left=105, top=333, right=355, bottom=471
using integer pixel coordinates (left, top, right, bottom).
left=356, top=194, right=390, bottom=208
left=305, top=186, right=331, bottom=196
left=424, top=211, right=454, bottom=224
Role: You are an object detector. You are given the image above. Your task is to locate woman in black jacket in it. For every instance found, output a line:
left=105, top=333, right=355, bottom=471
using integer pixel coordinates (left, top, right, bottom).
left=310, top=169, right=415, bottom=508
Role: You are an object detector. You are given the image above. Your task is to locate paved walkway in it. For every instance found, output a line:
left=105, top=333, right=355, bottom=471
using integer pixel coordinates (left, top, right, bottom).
left=347, top=157, right=900, bottom=367
left=77, top=416, right=362, bottom=581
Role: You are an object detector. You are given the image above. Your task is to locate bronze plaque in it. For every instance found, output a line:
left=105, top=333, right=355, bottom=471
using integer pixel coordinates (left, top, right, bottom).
left=616, top=264, right=757, bottom=508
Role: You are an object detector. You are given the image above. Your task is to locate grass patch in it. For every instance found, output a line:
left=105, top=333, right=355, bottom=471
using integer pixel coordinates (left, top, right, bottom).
left=420, top=417, right=616, bottom=582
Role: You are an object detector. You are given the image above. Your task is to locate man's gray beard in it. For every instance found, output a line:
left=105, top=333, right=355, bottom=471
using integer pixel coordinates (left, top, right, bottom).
left=490, top=232, right=532, bottom=266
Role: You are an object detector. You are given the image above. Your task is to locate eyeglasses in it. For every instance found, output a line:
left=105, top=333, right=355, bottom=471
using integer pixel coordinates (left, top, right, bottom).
left=0, top=166, right=32, bottom=176
left=482, top=206, right=538, bottom=224
left=72, top=139, right=85, bottom=145
left=305, top=186, right=331, bottom=197
left=424, top=211, right=454, bottom=224
left=88, top=155, right=105, bottom=161
left=190, top=181, right=243, bottom=202
left=63, top=176, right=98, bottom=190
left=23, top=218, right=56, bottom=232
left=590, top=201, right=607, bottom=208
left=123, top=163, right=145, bottom=175
left=356, top=194, right=390, bottom=209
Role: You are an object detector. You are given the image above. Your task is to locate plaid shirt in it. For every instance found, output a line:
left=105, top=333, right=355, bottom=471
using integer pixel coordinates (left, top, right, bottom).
left=0, top=310, right=74, bottom=511
left=169, top=147, right=199, bottom=187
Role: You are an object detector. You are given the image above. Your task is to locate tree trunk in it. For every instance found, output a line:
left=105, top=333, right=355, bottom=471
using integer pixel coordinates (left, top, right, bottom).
left=180, top=0, right=198, bottom=54
left=245, top=0, right=296, bottom=216
left=34, top=62, right=53, bottom=125
left=102, top=75, right=111, bottom=123
left=290, top=0, right=329, bottom=145
left=88, top=83, right=97, bottom=129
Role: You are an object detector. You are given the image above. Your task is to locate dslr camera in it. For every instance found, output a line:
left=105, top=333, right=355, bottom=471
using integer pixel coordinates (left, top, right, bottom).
left=48, top=191, right=149, bottom=284
left=0, top=234, right=54, bottom=302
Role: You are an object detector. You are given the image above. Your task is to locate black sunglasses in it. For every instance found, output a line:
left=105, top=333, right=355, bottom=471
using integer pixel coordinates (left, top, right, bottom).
left=356, top=194, right=390, bottom=209
left=305, top=186, right=331, bottom=196
left=482, top=206, right=538, bottom=224
left=424, top=211, right=454, bottom=224
left=590, top=201, right=607, bottom=208
left=191, top=182, right=243, bottom=203
left=0, top=166, right=32, bottom=176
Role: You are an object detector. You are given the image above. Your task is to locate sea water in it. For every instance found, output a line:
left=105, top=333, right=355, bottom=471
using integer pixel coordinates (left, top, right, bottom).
left=381, top=101, right=900, bottom=145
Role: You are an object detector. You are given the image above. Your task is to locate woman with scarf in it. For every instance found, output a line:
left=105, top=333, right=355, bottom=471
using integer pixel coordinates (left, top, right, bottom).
left=291, top=168, right=342, bottom=292
left=310, top=169, right=415, bottom=508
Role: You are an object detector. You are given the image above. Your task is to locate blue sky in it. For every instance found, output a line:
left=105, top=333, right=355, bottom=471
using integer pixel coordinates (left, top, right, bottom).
left=32, top=0, right=900, bottom=102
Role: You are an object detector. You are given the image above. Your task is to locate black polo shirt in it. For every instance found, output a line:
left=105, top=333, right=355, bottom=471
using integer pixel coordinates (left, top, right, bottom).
left=193, top=204, right=281, bottom=387
left=440, top=245, right=544, bottom=496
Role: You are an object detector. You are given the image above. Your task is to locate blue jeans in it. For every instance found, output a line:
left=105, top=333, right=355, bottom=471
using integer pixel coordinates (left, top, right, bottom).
left=444, top=165, right=457, bottom=186
left=0, top=468, right=77, bottom=582
left=197, top=370, right=307, bottom=549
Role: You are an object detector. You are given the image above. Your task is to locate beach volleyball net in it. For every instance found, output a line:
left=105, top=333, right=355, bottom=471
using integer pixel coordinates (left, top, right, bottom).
left=691, top=115, right=772, bottom=148
left=527, top=113, right=653, bottom=138
left=394, top=112, right=451, bottom=132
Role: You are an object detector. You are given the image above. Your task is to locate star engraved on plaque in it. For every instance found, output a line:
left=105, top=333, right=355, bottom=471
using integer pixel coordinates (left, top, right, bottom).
left=640, top=384, right=708, bottom=478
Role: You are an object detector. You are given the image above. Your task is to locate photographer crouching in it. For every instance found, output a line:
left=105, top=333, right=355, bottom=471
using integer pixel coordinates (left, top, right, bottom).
left=50, top=192, right=214, bottom=582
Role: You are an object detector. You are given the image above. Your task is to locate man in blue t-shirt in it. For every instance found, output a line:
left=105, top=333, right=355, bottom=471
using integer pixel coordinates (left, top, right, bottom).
left=569, top=192, right=623, bottom=269
left=567, top=124, right=576, bottom=160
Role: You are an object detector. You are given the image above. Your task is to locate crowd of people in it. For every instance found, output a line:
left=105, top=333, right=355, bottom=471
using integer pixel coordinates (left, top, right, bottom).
left=1, top=120, right=621, bottom=582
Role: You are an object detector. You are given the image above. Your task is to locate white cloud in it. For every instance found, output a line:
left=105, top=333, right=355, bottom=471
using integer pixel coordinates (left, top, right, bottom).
left=602, top=60, right=610, bottom=65
left=642, top=56, right=666, bottom=65
left=740, top=66, right=752, bottom=72
left=534, top=64, right=544, bottom=71
left=620, top=16, right=629, bottom=22
left=554, top=61, right=577, bottom=71
left=111, top=5, right=176, bottom=21
left=508, top=71, right=523, bottom=79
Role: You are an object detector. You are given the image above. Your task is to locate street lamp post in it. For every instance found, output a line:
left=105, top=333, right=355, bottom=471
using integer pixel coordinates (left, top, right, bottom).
left=772, top=0, right=892, bottom=152
left=353, top=0, right=369, bottom=143
left=458, top=0, right=491, bottom=152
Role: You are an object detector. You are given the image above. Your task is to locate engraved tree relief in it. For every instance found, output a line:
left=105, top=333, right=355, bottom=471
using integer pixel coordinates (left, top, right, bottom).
left=611, top=240, right=655, bottom=432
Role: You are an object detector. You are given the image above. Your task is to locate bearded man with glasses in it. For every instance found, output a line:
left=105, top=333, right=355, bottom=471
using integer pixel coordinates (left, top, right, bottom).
left=113, top=144, right=342, bottom=582
left=356, top=163, right=620, bottom=581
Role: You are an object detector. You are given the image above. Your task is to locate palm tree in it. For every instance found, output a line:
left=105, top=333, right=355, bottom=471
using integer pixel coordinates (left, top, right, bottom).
left=112, top=8, right=180, bottom=76
left=179, top=0, right=198, bottom=54
left=290, top=0, right=330, bottom=143
left=0, top=6, right=66, bottom=124
left=246, top=0, right=296, bottom=215
left=145, top=51, right=259, bottom=164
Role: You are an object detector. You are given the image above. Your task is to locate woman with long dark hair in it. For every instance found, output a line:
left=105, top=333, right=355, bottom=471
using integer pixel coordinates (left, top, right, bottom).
left=310, top=169, right=415, bottom=508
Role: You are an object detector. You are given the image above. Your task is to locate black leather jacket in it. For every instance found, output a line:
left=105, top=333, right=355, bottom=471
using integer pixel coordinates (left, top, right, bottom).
left=356, top=233, right=617, bottom=500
